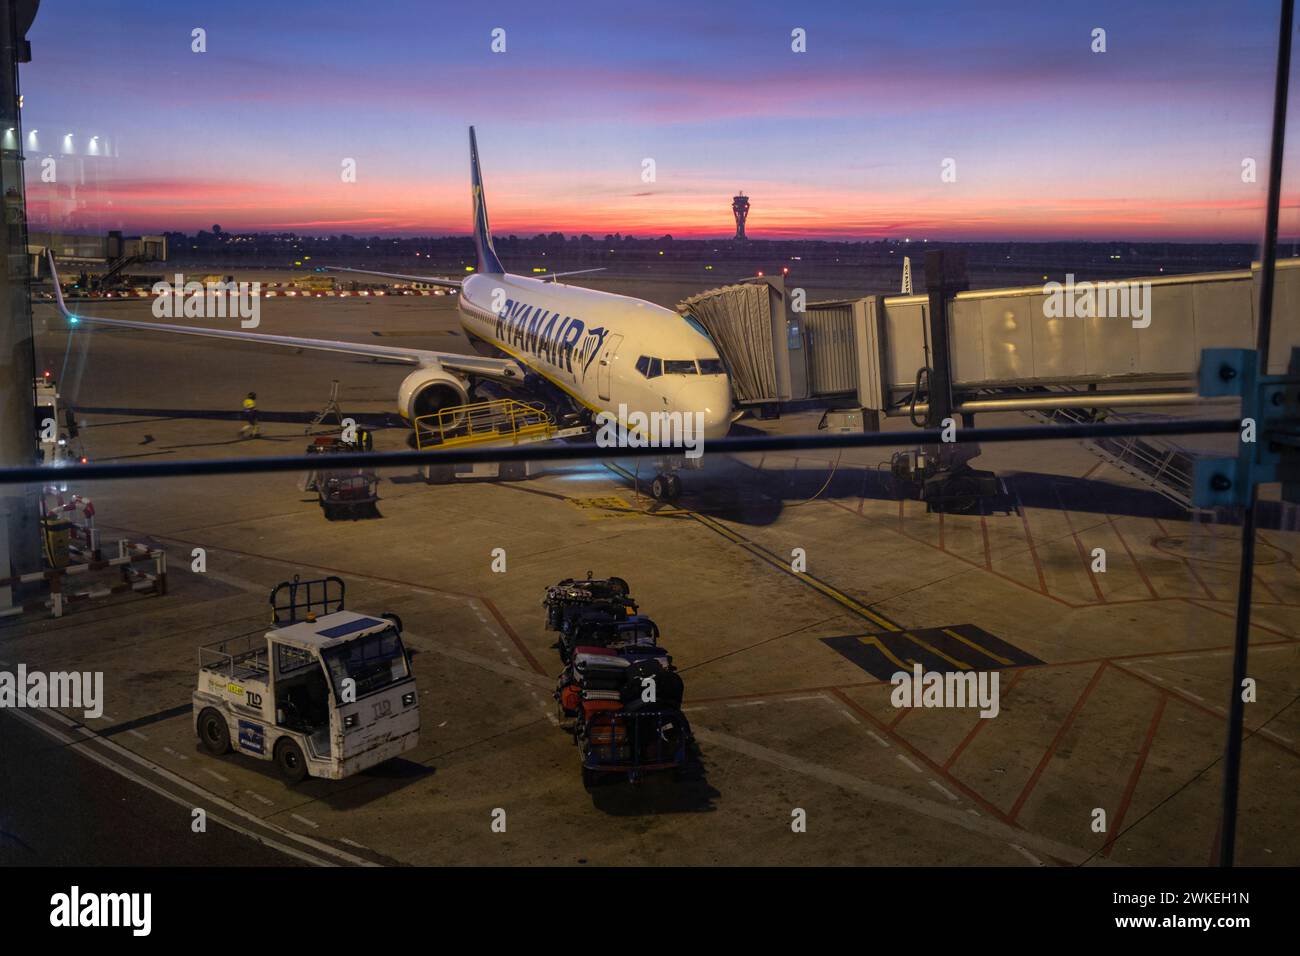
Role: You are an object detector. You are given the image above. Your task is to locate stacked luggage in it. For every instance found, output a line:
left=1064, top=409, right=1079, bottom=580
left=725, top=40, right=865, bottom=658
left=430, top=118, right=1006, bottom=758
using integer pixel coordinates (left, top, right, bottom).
left=543, top=574, right=639, bottom=664
left=545, top=573, right=696, bottom=788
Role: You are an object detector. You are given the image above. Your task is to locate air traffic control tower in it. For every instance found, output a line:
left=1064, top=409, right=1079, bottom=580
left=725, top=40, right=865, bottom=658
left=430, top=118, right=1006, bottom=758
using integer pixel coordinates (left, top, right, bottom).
left=732, top=191, right=749, bottom=241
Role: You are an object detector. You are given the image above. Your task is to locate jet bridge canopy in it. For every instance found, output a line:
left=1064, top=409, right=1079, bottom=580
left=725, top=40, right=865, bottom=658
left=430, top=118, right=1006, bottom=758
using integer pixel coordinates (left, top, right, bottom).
left=678, top=281, right=789, bottom=406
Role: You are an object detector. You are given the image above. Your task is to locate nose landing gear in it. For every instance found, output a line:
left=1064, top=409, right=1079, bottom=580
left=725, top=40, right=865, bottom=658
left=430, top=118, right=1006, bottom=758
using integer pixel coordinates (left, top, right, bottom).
left=650, top=472, right=681, bottom=502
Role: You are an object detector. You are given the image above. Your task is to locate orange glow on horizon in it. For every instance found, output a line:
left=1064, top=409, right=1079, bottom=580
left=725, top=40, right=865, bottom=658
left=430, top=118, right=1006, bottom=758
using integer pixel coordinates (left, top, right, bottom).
left=23, top=175, right=1292, bottom=242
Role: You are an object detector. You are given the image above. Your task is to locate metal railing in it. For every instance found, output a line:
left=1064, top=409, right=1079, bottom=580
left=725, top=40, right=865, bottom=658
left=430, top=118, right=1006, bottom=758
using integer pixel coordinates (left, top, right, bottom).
left=414, top=398, right=557, bottom=450
left=198, top=632, right=268, bottom=679
left=1017, top=390, right=1197, bottom=508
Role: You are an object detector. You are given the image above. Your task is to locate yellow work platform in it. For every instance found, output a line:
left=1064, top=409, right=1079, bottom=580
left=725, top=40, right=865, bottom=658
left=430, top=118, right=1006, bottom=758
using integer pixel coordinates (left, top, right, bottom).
left=414, top=398, right=558, bottom=451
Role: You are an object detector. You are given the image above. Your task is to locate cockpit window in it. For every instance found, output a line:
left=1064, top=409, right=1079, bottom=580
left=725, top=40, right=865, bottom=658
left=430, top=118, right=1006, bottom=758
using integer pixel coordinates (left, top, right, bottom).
left=637, top=356, right=706, bottom=376
left=636, top=356, right=662, bottom=379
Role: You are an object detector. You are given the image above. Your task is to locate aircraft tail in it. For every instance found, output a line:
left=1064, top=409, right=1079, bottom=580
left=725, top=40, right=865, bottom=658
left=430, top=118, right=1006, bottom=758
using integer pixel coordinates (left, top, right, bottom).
left=469, top=127, right=504, bottom=275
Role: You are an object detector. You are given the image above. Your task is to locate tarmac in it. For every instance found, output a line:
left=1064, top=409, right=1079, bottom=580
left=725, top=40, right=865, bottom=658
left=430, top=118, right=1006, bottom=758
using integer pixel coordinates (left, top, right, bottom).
left=2, top=285, right=1297, bottom=866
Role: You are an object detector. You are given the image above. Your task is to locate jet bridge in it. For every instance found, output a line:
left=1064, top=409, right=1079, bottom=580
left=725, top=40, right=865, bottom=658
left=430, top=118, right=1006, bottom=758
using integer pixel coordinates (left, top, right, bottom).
left=679, top=258, right=1299, bottom=507
left=856, top=259, right=1300, bottom=419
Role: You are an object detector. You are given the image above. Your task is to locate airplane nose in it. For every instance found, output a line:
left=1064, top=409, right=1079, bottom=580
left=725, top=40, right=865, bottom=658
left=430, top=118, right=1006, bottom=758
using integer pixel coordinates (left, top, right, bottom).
left=675, top=379, right=732, bottom=442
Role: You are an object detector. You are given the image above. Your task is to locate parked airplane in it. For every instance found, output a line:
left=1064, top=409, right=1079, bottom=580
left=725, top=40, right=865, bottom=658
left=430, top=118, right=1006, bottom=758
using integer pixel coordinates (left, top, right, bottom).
left=47, top=127, right=733, bottom=500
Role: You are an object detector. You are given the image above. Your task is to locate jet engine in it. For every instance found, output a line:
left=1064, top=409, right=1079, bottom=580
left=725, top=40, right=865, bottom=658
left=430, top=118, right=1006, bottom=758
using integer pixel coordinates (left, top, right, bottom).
left=397, top=366, right=470, bottom=423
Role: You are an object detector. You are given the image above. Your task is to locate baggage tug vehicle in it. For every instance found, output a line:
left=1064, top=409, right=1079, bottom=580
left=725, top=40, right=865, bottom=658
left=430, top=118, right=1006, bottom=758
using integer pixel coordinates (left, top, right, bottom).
left=193, top=576, right=418, bottom=782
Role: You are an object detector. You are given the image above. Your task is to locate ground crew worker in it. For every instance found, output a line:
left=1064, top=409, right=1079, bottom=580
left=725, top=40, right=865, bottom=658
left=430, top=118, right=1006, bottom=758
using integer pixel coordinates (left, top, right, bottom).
left=239, top=391, right=260, bottom=438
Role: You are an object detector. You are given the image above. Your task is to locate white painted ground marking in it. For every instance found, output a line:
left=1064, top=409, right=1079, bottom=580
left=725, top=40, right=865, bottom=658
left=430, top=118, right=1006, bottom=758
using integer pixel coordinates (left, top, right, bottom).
left=1134, top=669, right=1164, bottom=683
left=867, top=731, right=891, bottom=748
left=696, top=728, right=1090, bottom=865
left=681, top=706, right=708, bottom=713
left=340, top=838, right=369, bottom=850
left=437, top=721, right=448, bottom=728
left=1184, top=690, right=1206, bottom=702
left=967, top=808, right=981, bottom=816
left=1262, top=729, right=1294, bottom=744
left=246, top=791, right=274, bottom=807
left=897, top=754, right=922, bottom=773
left=201, top=768, right=230, bottom=783
left=727, top=700, right=767, bottom=708
left=291, top=813, right=320, bottom=830
left=839, top=709, right=859, bottom=724
left=161, top=746, right=188, bottom=761
left=2, top=701, right=369, bottom=866
left=127, top=729, right=148, bottom=740
left=1010, top=844, right=1045, bottom=866
left=928, top=780, right=959, bottom=802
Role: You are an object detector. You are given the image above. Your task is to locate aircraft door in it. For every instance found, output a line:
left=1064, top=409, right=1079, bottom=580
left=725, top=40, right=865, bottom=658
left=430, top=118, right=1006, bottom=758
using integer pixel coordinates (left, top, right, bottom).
left=597, top=333, right=623, bottom=402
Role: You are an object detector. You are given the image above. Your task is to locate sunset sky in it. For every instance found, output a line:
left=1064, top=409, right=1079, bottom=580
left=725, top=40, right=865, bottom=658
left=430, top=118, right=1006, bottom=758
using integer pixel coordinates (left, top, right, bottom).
left=19, top=0, right=1300, bottom=241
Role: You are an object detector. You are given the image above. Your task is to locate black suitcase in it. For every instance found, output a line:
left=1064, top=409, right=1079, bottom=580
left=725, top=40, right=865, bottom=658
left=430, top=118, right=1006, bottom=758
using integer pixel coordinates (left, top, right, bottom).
left=619, top=660, right=684, bottom=710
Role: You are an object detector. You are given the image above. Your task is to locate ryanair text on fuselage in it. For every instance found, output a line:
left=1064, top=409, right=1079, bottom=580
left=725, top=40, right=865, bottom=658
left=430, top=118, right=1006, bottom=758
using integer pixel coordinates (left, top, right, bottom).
left=488, top=297, right=608, bottom=381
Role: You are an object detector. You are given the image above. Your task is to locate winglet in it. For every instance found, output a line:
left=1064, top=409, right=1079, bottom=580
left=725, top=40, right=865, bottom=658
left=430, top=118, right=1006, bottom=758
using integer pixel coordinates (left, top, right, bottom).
left=47, top=251, right=73, bottom=319
left=469, top=126, right=505, bottom=275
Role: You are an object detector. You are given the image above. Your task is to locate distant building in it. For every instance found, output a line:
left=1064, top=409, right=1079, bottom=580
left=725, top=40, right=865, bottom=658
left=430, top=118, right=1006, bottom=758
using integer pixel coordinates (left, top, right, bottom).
left=27, top=229, right=167, bottom=280
left=732, top=192, right=749, bottom=241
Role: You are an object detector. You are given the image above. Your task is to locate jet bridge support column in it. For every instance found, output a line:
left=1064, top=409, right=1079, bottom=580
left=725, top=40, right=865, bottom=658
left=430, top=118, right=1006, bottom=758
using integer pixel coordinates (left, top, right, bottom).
left=888, top=249, right=998, bottom=513
left=922, top=249, right=967, bottom=429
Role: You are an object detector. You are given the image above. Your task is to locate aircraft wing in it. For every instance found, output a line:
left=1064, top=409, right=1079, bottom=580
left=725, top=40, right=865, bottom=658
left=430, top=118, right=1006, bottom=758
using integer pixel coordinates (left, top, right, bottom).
left=323, top=265, right=605, bottom=285
left=321, top=267, right=463, bottom=288
left=46, top=254, right=523, bottom=384
left=536, top=267, right=605, bottom=283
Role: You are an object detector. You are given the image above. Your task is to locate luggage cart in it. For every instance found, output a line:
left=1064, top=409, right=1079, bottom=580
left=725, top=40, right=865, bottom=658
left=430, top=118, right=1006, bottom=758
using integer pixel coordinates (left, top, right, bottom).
left=300, top=432, right=380, bottom=519
left=578, top=707, right=696, bottom=788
